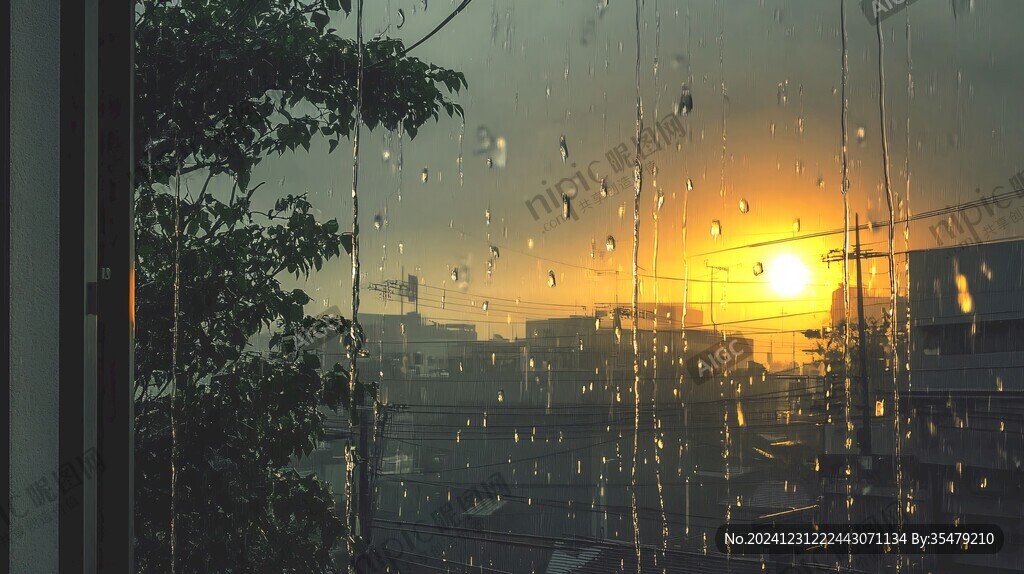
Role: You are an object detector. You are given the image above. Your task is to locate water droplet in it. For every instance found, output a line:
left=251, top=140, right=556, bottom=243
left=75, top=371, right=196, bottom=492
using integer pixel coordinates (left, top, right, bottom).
left=711, top=220, right=722, bottom=239
left=451, top=267, right=459, bottom=281
left=559, top=136, right=569, bottom=163
left=686, top=178, right=694, bottom=191
left=856, top=126, right=867, bottom=147
left=753, top=262, right=764, bottom=276
left=482, top=300, right=489, bottom=312
left=421, top=167, right=429, bottom=183
left=675, top=84, right=693, bottom=115
left=398, top=242, right=404, bottom=254
left=547, top=270, right=557, bottom=288
left=497, top=389, right=504, bottom=403
left=490, top=245, right=500, bottom=259
left=486, top=157, right=493, bottom=168
left=485, top=208, right=491, bottom=225
left=600, top=178, right=608, bottom=198
left=792, top=218, right=801, bottom=233
left=738, top=199, right=749, bottom=213
left=606, top=236, right=616, bottom=251
left=373, top=214, right=384, bottom=230
left=656, top=190, right=665, bottom=210
left=562, top=193, right=571, bottom=219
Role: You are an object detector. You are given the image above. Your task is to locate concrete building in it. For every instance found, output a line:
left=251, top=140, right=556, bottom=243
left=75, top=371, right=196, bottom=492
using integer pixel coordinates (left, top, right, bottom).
left=904, top=239, right=1024, bottom=572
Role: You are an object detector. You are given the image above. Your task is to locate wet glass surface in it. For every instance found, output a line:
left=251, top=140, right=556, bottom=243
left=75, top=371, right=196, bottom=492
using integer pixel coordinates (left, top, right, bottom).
left=133, top=1, right=1024, bottom=571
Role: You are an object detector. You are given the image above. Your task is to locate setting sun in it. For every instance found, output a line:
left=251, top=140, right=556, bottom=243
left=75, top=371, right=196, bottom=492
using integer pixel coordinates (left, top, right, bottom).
left=768, top=253, right=810, bottom=297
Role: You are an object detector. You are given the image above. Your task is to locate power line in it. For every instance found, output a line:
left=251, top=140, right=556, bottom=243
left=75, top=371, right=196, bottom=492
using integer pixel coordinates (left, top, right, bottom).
left=445, top=185, right=1024, bottom=283
left=368, top=0, right=477, bottom=69
left=691, top=186, right=1024, bottom=258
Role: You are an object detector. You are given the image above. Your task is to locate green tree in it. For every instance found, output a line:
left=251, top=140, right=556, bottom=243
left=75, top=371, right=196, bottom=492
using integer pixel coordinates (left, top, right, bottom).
left=808, top=306, right=909, bottom=427
left=133, top=1, right=466, bottom=571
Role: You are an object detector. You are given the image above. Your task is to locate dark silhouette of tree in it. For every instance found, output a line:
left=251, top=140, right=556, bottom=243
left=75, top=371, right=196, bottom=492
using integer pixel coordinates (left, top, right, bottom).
left=133, top=1, right=466, bottom=571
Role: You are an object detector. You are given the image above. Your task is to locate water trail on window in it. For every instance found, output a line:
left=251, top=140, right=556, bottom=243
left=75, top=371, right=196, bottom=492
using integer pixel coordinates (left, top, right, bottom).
left=874, top=9, right=905, bottom=570
left=630, top=0, right=645, bottom=570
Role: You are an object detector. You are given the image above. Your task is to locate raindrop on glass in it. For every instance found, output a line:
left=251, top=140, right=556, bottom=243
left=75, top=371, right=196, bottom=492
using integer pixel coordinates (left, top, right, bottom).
left=711, top=220, right=722, bottom=239
left=482, top=301, right=489, bottom=312
left=675, top=84, right=693, bottom=115
left=656, top=190, right=665, bottom=210
left=600, top=178, right=609, bottom=198
left=547, top=270, right=557, bottom=288
left=792, top=218, right=801, bottom=233
left=739, top=199, right=749, bottom=213
left=421, top=167, right=429, bottom=183
left=562, top=193, right=571, bottom=219
left=753, top=262, right=764, bottom=276
left=686, top=178, right=694, bottom=191
left=559, top=136, right=569, bottom=163
left=606, top=236, right=616, bottom=251
left=373, top=214, right=383, bottom=230
left=451, top=267, right=459, bottom=282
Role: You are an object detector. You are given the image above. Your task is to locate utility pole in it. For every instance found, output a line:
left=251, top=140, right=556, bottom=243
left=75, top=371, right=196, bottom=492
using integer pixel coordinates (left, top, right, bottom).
left=704, top=260, right=729, bottom=334
left=821, top=214, right=888, bottom=456
left=854, top=214, right=871, bottom=456
left=358, top=277, right=419, bottom=547
left=358, top=404, right=373, bottom=542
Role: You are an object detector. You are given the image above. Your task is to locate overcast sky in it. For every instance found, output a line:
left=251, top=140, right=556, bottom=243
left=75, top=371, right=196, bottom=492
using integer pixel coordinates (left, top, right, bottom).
left=228, top=0, right=1024, bottom=349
